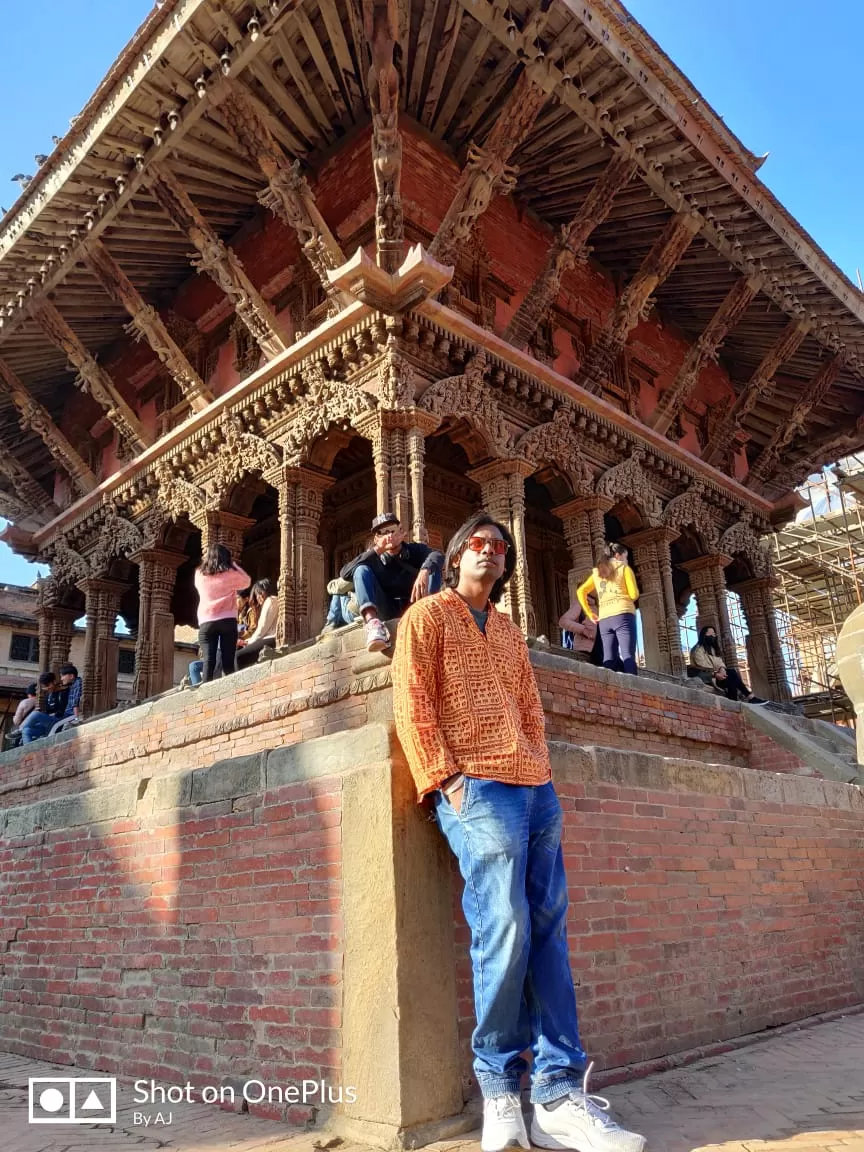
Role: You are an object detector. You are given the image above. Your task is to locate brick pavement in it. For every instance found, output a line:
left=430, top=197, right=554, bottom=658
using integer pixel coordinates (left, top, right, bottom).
left=3, top=1012, right=864, bottom=1151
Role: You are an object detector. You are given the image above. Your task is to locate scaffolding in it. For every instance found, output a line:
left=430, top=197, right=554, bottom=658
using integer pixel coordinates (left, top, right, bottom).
left=771, top=454, right=864, bottom=724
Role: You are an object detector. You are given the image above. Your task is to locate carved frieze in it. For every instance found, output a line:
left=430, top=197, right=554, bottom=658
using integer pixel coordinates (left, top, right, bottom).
left=281, top=362, right=376, bottom=465
left=660, top=482, right=720, bottom=550
left=50, top=534, right=90, bottom=586
left=514, top=406, right=594, bottom=495
left=419, top=352, right=514, bottom=457
left=595, top=449, right=663, bottom=526
left=87, top=503, right=144, bottom=576
left=719, top=515, right=771, bottom=578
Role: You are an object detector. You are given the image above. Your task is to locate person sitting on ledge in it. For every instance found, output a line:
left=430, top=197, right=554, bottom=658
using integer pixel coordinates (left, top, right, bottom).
left=557, top=600, right=598, bottom=659
left=21, top=664, right=82, bottom=743
left=12, top=682, right=38, bottom=732
left=237, top=579, right=279, bottom=669
left=339, top=512, right=444, bottom=652
left=690, top=625, right=768, bottom=704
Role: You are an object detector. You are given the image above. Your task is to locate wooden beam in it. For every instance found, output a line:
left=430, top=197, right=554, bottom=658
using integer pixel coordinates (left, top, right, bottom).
left=33, top=300, right=149, bottom=452
left=748, top=355, right=846, bottom=489
left=650, top=275, right=762, bottom=437
left=146, top=163, right=286, bottom=359
left=208, top=80, right=349, bottom=303
left=702, top=320, right=810, bottom=467
left=0, top=357, right=97, bottom=493
left=0, top=439, right=55, bottom=524
left=83, top=239, right=212, bottom=412
left=576, top=211, right=702, bottom=394
left=505, top=150, right=636, bottom=348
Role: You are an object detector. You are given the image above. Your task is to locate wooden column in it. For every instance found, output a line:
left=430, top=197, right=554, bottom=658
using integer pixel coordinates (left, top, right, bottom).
left=553, top=495, right=612, bottom=603
left=623, top=527, right=683, bottom=675
left=198, top=510, right=255, bottom=562
left=77, top=577, right=127, bottom=717
left=650, top=276, right=761, bottom=437
left=428, top=69, right=548, bottom=267
left=294, top=468, right=334, bottom=641
left=269, top=465, right=297, bottom=649
left=83, top=239, right=212, bottom=412
left=679, top=554, right=737, bottom=671
left=33, top=301, right=149, bottom=452
left=505, top=151, right=637, bottom=348
left=702, top=320, right=809, bottom=467
left=469, top=460, right=536, bottom=635
left=576, top=212, right=701, bottom=395
left=747, top=354, right=845, bottom=489
left=147, top=164, right=286, bottom=358
left=131, top=548, right=186, bottom=700
left=732, top=577, right=791, bottom=702
left=407, top=412, right=440, bottom=543
left=0, top=358, right=96, bottom=493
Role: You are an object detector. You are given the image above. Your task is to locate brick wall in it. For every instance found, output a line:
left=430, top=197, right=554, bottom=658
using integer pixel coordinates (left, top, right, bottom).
left=1, top=633, right=857, bottom=1123
left=452, top=745, right=864, bottom=1094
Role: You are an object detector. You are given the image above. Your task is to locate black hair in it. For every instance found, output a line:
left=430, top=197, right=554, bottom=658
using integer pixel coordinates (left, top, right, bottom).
left=199, top=543, right=234, bottom=576
left=38, top=671, right=56, bottom=687
left=26, top=682, right=37, bottom=696
left=597, top=542, right=627, bottom=581
left=444, top=512, right=516, bottom=605
left=696, top=625, right=721, bottom=656
left=59, top=663, right=78, bottom=678
left=251, top=578, right=274, bottom=604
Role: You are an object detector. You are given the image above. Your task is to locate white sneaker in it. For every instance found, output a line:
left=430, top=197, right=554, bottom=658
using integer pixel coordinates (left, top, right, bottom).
left=481, top=1093, right=530, bottom=1152
left=364, top=618, right=391, bottom=652
left=531, top=1065, right=646, bottom=1152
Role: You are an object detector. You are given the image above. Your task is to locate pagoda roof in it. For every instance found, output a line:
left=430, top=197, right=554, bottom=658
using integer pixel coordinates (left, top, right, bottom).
left=0, top=0, right=861, bottom=504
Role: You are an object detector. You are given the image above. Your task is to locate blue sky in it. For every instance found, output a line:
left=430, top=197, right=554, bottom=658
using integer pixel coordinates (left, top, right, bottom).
left=0, top=1, right=860, bottom=585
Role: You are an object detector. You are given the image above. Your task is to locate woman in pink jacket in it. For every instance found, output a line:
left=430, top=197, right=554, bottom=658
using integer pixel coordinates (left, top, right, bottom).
left=194, top=544, right=250, bottom=682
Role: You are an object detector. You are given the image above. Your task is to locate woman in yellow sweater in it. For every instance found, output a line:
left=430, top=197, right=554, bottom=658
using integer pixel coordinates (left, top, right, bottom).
left=576, top=542, right=640, bottom=675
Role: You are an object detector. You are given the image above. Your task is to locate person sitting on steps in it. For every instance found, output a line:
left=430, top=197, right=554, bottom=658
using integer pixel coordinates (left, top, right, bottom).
left=338, top=511, right=444, bottom=652
left=236, top=579, right=279, bottom=669
left=690, top=625, right=768, bottom=704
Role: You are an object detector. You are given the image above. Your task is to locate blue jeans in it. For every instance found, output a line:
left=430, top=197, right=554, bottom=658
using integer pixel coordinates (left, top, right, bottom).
left=325, top=594, right=358, bottom=628
left=599, top=612, right=637, bottom=675
left=189, top=659, right=203, bottom=686
left=433, top=778, right=587, bottom=1102
left=353, top=565, right=441, bottom=619
left=21, top=711, right=57, bottom=744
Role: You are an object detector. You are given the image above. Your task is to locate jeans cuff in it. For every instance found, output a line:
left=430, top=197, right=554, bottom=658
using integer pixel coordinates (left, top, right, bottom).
left=476, top=1074, right=524, bottom=1099
left=530, top=1073, right=585, bottom=1105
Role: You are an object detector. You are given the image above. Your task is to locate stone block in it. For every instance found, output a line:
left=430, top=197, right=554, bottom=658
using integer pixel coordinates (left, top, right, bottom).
left=151, top=772, right=193, bottom=811
left=266, top=723, right=394, bottom=788
left=190, top=754, right=263, bottom=804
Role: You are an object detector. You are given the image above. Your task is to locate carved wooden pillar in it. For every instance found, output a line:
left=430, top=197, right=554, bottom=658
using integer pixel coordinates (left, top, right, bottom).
left=577, top=212, right=701, bottom=395
left=294, top=469, right=334, bottom=641
left=36, top=579, right=78, bottom=677
left=365, top=0, right=405, bottom=273
left=731, top=577, right=791, bottom=702
left=623, top=528, right=684, bottom=675
left=269, top=465, right=297, bottom=649
left=355, top=409, right=392, bottom=516
left=553, top=495, right=612, bottom=602
left=131, top=548, right=185, bottom=700
left=77, top=577, right=126, bottom=717
left=469, top=460, right=536, bottom=634
left=679, top=554, right=737, bottom=671
left=198, top=510, right=255, bottom=561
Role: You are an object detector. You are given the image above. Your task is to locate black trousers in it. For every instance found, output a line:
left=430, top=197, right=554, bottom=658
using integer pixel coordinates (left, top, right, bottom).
left=198, top=617, right=238, bottom=682
left=716, top=666, right=751, bottom=701
left=236, top=636, right=276, bottom=669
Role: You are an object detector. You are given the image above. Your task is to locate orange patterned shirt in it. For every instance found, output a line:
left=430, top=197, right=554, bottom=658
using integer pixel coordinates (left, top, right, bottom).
left=392, top=588, right=552, bottom=800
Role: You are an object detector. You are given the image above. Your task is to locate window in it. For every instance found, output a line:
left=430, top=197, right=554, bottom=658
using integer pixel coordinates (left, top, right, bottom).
left=9, top=633, right=39, bottom=663
left=118, top=649, right=136, bottom=675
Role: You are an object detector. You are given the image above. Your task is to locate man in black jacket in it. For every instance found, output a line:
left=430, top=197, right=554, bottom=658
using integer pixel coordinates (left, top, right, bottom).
left=340, top=512, right=444, bottom=651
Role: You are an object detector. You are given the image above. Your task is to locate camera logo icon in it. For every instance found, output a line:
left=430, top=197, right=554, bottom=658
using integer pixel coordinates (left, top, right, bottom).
left=28, top=1077, right=117, bottom=1124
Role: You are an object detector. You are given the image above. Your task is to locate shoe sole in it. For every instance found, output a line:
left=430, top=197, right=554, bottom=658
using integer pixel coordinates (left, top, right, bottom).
left=530, top=1123, right=646, bottom=1152
left=366, top=638, right=389, bottom=652
left=481, top=1140, right=530, bottom=1152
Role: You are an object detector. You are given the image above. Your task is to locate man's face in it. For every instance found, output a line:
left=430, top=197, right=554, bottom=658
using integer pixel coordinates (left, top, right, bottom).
left=60, top=672, right=74, bottom=686
left=455, top=525, right=507, bottom=584
left=375, top=524, right=405, bottom=554
left=44, top=678, right=56, bottom=692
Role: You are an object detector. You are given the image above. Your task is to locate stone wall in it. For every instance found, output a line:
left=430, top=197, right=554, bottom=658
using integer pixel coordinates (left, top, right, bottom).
left=1, top=632, right=861, bottom=1143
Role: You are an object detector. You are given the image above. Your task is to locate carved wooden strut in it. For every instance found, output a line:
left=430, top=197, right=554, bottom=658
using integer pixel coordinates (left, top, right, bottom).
left=146, top=163, right=286, bottom=358
left=365, top=0, right=405, bottom=274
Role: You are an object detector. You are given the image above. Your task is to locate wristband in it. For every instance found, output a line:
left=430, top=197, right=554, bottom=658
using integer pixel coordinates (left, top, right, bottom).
left=441, top=773, right=465, bottom=796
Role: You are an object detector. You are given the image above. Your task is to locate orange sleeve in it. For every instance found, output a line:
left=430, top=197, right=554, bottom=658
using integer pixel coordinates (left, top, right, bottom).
left=391, top=604, right=459, bottom=799
left=513, top=632, right=548, bottom=761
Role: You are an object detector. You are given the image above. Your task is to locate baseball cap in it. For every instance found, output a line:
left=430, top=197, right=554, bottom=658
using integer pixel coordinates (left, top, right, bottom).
left=371, top=512, right=400, bottom=533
